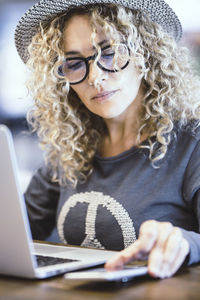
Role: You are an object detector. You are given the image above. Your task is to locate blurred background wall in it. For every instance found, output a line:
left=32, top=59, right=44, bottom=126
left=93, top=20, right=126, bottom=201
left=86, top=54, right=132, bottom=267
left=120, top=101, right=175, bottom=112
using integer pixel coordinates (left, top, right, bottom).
left=0, top=0, right=200, bottom=193
left=0, top=0, right=44, bottom=192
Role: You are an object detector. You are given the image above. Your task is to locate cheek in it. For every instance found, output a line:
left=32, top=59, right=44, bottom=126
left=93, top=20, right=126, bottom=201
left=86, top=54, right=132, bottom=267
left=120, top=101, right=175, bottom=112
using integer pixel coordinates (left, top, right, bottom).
left=128, top=75, right=142, bottom=94
left=119, top=69, right=142, bottom=97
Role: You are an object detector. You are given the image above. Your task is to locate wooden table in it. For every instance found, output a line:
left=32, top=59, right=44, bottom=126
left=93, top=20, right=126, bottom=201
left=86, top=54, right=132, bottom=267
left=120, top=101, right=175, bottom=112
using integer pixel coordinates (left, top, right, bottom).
left=0, top=264, right=200, bottom=300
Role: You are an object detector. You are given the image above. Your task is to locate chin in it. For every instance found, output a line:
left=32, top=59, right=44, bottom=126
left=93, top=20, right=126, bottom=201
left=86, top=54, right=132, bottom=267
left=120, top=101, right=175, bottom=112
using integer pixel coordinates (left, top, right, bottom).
left=101, top=110, right=126, bottom=119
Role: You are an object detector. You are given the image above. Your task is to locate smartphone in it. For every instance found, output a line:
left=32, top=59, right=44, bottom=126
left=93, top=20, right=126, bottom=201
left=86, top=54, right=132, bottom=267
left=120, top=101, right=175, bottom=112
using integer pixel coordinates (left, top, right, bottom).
left=64, top=265, right=148, bottom=282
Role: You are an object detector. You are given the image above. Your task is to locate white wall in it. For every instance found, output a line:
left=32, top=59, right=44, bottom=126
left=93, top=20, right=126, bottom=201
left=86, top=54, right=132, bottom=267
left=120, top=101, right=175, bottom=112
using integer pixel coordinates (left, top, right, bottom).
left=165, top=0, right=200, bottom=31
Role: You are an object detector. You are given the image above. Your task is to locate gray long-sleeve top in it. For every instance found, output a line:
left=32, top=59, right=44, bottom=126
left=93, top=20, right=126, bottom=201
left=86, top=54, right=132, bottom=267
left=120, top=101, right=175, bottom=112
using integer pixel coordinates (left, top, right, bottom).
left=25, top=128, right=200, bottom=265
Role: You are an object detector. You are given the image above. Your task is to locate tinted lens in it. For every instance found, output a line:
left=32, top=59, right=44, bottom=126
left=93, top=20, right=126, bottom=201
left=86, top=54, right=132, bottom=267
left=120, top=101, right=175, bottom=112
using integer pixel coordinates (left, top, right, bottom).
left=99, top=44, right=129, bottom=71
left=59, top=59, right=86, bottom=84
left=58, top=44, right=129, bottom=84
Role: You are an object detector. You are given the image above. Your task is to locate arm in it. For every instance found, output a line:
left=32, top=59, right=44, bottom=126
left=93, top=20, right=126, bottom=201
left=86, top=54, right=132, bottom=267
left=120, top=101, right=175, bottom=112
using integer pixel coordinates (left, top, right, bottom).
left=181, top=138, right=200, bottom=265
left=106, top=138, right=200, bottom=278
left=24, top=164, right=60, bottom=240
left=181, top=189, right=200, bottom=265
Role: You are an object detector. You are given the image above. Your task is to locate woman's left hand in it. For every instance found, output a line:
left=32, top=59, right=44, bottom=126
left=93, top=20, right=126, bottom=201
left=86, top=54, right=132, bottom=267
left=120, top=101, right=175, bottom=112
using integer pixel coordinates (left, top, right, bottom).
left=105, top=220, right=190, bottom=279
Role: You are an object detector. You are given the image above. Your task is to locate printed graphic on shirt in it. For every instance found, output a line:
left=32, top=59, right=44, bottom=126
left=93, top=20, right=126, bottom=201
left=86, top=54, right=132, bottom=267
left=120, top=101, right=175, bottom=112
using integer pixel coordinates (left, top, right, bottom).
left=57, top=191, right=136, bottom=250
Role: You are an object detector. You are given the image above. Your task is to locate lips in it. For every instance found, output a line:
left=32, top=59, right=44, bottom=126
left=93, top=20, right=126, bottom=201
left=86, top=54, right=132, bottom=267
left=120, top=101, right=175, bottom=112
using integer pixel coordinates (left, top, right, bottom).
left=92, top=90, right=119, bottom=101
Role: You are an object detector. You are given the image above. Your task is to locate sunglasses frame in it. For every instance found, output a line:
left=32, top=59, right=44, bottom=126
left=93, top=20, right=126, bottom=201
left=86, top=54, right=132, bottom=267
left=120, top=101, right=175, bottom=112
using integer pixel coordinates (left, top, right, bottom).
left=58, top=45, right=130, bottom=85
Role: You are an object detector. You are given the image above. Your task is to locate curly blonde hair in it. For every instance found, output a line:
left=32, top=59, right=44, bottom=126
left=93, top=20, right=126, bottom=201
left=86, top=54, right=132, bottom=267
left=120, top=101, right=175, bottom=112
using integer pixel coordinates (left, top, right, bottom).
left=26, top=4, right=200, bottom=186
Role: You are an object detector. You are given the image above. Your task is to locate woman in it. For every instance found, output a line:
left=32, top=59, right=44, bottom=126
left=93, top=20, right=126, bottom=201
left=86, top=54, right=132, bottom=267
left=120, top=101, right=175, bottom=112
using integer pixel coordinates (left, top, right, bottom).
left=14, top=0, right=200, bottom=279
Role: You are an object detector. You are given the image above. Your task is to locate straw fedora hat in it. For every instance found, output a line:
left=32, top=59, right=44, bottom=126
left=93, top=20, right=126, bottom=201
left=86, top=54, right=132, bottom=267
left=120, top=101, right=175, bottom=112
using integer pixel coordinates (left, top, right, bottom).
left=14, top=0, right=182, bottom=63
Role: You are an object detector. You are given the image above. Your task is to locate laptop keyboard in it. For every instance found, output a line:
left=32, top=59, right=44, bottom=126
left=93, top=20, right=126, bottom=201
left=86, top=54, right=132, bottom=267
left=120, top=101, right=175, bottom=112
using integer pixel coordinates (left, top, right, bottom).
left=36, top=255, right=78, bottom=267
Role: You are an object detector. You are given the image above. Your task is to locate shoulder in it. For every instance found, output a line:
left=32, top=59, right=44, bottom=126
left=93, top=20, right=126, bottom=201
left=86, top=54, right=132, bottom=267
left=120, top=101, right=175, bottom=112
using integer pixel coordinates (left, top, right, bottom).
left=174, top=122, right=200, bottom=144
left=173, top=123, right=200, bottom=170
left=179, top=125, right=200, bottom=200
left=26, top=163, right=60, bottom=193
left=165, top=123, right=200, bottom=165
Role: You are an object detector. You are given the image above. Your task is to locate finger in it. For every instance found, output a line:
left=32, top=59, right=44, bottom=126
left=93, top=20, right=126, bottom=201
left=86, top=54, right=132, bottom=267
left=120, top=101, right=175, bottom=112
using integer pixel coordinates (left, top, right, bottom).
left=159, top=227, right=183, bottom=278
left=154, top=222, right=173, bottom=248
left=164, top=238, right=190, bottom=278
left=148, top=249, right=163, bottom=277
left=105, top=241, right=141, bottom=270
left=163, top=227, right=183, bottom=266
left=148, top=222, right=173, bottom=277
left=136, top=220, right=159, bottom=255
left=106, top=220, right=159, bottom=271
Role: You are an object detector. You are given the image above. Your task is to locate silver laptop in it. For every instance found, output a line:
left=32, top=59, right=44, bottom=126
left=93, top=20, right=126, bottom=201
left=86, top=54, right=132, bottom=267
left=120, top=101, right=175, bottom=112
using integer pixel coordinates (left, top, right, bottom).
left=0, top=124, right=118, bottom=279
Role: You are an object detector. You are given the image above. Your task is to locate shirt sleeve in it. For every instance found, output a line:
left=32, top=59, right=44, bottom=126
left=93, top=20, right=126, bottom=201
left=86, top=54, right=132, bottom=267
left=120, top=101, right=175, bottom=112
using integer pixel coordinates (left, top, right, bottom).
left=182, top=139, right=200, bottom=265
left=24, top=164, right=60, bottom=240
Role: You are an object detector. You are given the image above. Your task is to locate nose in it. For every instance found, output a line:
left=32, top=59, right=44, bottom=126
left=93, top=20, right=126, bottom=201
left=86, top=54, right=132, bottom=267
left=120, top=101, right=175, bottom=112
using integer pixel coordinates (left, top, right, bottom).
left=87, top=61, right=107, bottom=86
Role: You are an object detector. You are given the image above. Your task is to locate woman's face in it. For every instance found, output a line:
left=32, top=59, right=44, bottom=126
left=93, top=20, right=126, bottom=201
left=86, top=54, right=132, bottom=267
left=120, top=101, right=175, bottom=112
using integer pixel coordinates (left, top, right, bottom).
left=63, top=14, right=143, bottom=120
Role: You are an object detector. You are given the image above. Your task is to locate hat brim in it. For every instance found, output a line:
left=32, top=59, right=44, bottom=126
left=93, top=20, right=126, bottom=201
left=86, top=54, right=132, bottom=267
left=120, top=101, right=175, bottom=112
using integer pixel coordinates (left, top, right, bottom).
left=15, top=0, right=182, bottom=63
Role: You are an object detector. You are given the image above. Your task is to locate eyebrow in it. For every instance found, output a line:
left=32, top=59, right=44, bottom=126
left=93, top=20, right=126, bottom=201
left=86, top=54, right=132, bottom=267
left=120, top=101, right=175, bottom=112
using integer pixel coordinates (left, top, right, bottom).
left=65, top=39, right=109, bottom=56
